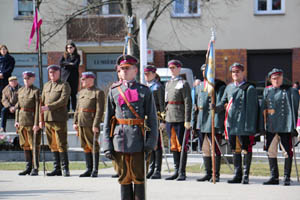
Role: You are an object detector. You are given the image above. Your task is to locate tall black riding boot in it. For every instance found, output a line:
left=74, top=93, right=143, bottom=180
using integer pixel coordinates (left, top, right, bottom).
left=151, top=149, right=162, bottom=179
left=215, top=155, right=221, bottom=182
left=177, top=152, right=187, bottom=181
left=134, top=184, right=145, bottom=200
left=121, top=184, right=134, bottom=200
left=263, top=158, right=279, bottom=185
left=60, top=152, right=70, bottom=177
left=227, top=153, right=242, bottom=183
left=19, top=150, right=32, bottom=176
left=91, top=152, right=99, bottom=177
left=80, top=152, right=92, bottom=177
left=146, top=152, right=155, bottom=179
left=197, top=156, right=212, bottom=182
left=30, top=148, right=40, bottom=176
left=47, top=151, right=62, bottom=176
left=283, top=157, right=293, bottom=186
left=165, top=152, right=180, bottom=180
left=242, top=152, right=252, bottom=184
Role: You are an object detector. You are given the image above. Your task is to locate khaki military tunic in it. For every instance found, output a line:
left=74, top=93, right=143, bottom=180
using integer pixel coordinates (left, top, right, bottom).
left=41, top=80, right=71, bottom=152
left=74, top=86, right=105, bottom=153
left=15, top=85, right=41, bottom=150
left=2, top=84, right=20, bottom=108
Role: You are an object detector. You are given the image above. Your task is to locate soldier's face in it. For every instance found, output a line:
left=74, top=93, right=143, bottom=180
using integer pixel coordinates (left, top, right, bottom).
left=271, top=75, right=283, bottom=88
left=24, top=77, right=35, bottom=87
left=169, top=65, right=181, bottom=77
left=231, top=69, right=244, bottom=83
left=144, top=71, right=156, bottom=82
left=119, top=65, right=137, bottom=81
left=9, top=80, right=18, bottom=88
left=81, top=78, right=94, bottom=88
left=49, top=69, right=60, bottom=82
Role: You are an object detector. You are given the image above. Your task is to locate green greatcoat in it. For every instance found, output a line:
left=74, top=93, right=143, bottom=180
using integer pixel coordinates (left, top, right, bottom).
left=216, top=82, right=258, bottom=136
left=191, top=80, right=226, bottom=133
left=259, top=85, right=299, bottom=133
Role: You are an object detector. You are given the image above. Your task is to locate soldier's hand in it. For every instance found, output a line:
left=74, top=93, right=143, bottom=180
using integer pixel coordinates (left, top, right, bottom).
left=105, top=151, right=114, bottom=160
left=209, top=103, right=216, bottom=110
left=159, top=122, right=166, bottom=130
left=73, top=124, right=78, bottom=131
left=33, top=125, right=40, bottom=132
left=184, top=122, right=191, bottom=130
left=39, top=121, right=45, bottom=129
left=93, top=127, right=99, bottom=133
left=14, top=122, right=19, bottom=128
left=41, top=106, right=49, bottom=112
left=9, top=107, right=15, bottom=113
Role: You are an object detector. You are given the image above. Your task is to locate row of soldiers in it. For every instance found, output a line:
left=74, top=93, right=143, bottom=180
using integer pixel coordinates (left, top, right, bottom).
left=14, top=53, right=300, bottom=200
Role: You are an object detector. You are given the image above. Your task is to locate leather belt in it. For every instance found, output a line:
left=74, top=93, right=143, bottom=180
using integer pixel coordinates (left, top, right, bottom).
left=168, top=101, right=184, bottom=105
left=267, top=109, right=275, bottom=115
left=116, top=118, right=144, bottom=126
left=20, top=107, right=34, bottom=112
left=80, top=108, right=96, bottom=113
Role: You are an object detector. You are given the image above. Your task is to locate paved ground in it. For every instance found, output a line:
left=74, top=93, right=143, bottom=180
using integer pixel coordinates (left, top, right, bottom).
left=0, top=165, right=300, bottom=200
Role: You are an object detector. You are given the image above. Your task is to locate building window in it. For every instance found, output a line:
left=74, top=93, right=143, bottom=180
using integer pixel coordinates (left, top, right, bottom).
left=86, top=0, right=122, bottom=16
left=172, top=0, right=201, bottom=18
left=14, top=0, right=34, bottom=19
left=254, top=0, right=285, bottom=15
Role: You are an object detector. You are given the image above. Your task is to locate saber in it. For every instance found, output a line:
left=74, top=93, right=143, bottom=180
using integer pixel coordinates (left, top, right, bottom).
left=179, top=129, right=188, bottom=176
left=291, top=137, right=299, bottom=182
left=277, top=134, right=289, bottom=158
left=160, top=128, right=170, bottom=173
left=214, top=136, right=233, bottom=173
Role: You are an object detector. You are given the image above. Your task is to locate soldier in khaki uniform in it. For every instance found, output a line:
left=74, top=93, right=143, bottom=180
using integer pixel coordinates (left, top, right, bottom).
left=1, top=76, right=20, bottom=132
left=73, top=72, right=105, bottom=178
left=15, top=71, right=40, bottom=176
left=164, top=60, right=192, bottom=181
left=40, top=65, right=71, bottom=177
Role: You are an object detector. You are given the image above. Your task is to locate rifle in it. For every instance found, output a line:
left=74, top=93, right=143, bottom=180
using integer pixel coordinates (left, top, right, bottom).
left=39, top=97, right=46, bottom=176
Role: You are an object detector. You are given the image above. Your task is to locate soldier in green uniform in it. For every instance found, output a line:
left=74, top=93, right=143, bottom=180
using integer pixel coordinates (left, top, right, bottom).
left=164, top=60, right=192, bottom=181
left=15, top=71, right=40, bottom=176
left=215, top=63, right=258, bottom=184
left=103, top=55, right=158, bottom=200
left=192, top=64, right=226, bottom=182
left=73, top=72, right=105, bottom=178
left=260, top=68, right=299, bottom=186
left=144, top=65, right=165, bottom=179
left=40, top=65, right=71, bottom=177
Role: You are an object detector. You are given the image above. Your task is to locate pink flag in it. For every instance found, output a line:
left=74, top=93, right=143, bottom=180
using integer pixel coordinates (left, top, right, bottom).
left=28, top=8, right=42, bottom=50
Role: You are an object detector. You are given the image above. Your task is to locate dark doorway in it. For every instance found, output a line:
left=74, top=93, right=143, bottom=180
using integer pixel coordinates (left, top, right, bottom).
left=247, top=49, right=292, bottom=83
left=165, top=51, right=206, bottom=80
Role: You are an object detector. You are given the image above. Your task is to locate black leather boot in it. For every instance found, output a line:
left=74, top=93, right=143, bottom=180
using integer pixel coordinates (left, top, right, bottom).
left=215, top=155, right=221, bottom=182
left=80, top=152, right=92, bottom=177
left=228, top=153, right=242, bottom=183
left=177, top=152, right=187, bottom=181
left=242, top=152, right=252, bottom=184
left=60, top=152, right=70, bottom=177
left=146, top=152, right=155, bottom=179
left=283, top=157, right=292, bottom=186
left=151, top=149, right=162, bottom=179
left=19, top=150, right=32, bottom=176
left=121, top=184, right=133, bottom=200
left=263, top=158, right=279, bottom=185
left=165, top=152, right=180, bottom=180
left=197, top=156, right=212, bottom=182
left=30, top=148, right=40, bottom=176
left=47, top=151, right=62, bottom=176
left=134, top=184, right=145, bottom=200
left=91, top=152, right=99, bottom=177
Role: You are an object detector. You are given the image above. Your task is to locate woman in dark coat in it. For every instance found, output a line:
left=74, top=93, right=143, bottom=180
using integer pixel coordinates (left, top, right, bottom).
left=59, top=42, right=80, bottom=111
left=0, top=45, right=15, bottom=101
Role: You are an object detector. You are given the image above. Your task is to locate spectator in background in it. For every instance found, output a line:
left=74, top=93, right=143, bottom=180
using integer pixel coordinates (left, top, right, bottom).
left=192, top=78, right=201, bottom=105
left=292, top=81, right=300, bottom=95
left=0, top=45, right=15, bottom=105
left=1, top=76, right=20, bottom=132
left=59, top=41, right=80, bottom=112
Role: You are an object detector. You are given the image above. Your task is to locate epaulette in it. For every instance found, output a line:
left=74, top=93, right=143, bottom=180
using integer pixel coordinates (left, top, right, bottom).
left=111, top=81, right=122, bottom=89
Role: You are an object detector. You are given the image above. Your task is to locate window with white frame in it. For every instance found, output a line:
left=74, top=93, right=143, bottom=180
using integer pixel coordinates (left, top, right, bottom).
left=172, top=0, right=201, bottom=17
left=14, top=0, right=34, bottom=18
left=87, top=0, right=122, bottom=16
left=254, top=0, right=285, bottom=15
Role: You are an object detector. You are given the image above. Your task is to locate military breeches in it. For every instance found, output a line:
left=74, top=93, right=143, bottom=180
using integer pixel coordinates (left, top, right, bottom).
left=229, top=135, right=255, bottom=153
left=45, top=122, right=68, bottom=152
left=198, top=132, right=222, bottom=157
left=166, top=122, right=189, bottom=152
left=113, top=152, right=148, bottom=185
left=266, top=132, right=293, bottom=158
left=18, top=126, right=41, bottom=150
left=78, top=126, right=100, bottom=153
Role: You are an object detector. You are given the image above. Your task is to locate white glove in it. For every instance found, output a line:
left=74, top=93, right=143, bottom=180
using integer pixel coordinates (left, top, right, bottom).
left=184, top=122, right=191, bottom=130
left=297, top=127, right=300, bottom=141
left=159, top=123, right=166, bottom=130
